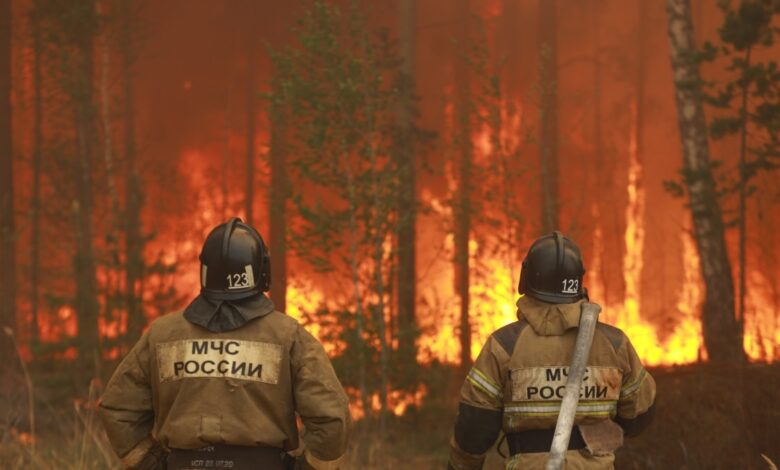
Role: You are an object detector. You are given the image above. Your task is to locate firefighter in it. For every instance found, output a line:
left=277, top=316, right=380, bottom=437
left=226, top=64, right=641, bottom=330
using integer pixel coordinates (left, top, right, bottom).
left=99, top=217, right=350, bottom=470
left=447, top=231, right=656, bottom=470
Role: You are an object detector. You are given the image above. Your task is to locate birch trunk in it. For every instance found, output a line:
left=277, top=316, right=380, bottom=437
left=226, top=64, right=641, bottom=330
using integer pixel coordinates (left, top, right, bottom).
left=665, top=0, right=744, bottom=363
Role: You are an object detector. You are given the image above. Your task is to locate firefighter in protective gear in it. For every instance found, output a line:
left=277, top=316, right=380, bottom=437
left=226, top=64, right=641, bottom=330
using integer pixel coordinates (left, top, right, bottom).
left=99, top=218, right=351, bottom=470
left=447, top=231, right=656, bottom=470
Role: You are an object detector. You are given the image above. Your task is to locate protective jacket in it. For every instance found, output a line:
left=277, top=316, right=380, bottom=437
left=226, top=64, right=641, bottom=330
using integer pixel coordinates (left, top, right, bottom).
left=99, top=295, right=350, bottom=470
left=448, top=296, right=656, bottom=470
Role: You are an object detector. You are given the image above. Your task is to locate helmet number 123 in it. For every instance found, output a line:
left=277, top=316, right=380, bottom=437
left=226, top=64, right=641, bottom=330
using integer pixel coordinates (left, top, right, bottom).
left=562, top=279, right=579, bottom=294
left=227, top=273, right=250, bottom=289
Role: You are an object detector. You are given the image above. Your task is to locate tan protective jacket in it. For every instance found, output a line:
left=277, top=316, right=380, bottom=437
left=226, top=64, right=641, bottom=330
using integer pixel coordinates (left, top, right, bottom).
left=99, top=304, right=350, bottom=470
left=448, top=296, right=656, bottom=470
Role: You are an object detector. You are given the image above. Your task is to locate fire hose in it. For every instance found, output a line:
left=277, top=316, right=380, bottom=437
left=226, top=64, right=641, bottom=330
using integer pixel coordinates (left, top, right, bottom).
left=544, top=302, right=602, bottom=470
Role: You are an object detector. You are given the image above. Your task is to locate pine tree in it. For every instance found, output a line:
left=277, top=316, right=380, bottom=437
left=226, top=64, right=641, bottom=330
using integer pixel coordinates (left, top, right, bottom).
left=270, top=0, right=414, bottom=426
left=703, top=0, right=780, bottom=344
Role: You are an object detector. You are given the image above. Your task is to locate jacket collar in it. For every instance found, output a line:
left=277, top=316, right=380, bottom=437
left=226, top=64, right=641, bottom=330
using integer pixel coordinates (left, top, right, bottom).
left=183, top=294, right=275, bottom=333
left=516, top=295, right=585, bottom=336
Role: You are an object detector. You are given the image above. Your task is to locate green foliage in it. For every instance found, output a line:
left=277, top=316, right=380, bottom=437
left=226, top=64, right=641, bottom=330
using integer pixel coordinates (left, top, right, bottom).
left=718, top=0, right=777, bottom=50
left=665, top=0, right=780, bottom=208
left=272, top=1, right=402, bottom=267
left=708, top=1, right=780, bottom=161
left=268, top=0, right=423, bottom=412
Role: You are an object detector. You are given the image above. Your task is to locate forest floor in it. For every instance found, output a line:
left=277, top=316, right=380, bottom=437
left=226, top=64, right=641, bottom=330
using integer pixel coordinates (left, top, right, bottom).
left=0, top=362, right=778, bottom=469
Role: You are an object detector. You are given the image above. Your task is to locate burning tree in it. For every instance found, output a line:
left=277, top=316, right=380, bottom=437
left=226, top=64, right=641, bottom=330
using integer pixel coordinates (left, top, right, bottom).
left=269, top=0, right=422, bottom=427
left=665, top=0, right=780, bottom=362
left=443, top=13, right=527, bottom=369
left=33, top=0, right=104, bottom=367
left=20, top=0, right=184, bottom=374
left=665, top=0, right=744, bottom=363
left=701, top=0, right=780, bottom=352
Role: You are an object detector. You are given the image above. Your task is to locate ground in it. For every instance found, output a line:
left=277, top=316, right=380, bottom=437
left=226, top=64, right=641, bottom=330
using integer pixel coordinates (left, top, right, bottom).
left=1, top=363, right=778, bottom=469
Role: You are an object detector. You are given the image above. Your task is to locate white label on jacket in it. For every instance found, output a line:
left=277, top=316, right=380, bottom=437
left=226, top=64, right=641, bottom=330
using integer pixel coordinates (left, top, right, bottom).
left=509, top=366, right=622, bottom=402
left=156, top=339, right=283, bottom=384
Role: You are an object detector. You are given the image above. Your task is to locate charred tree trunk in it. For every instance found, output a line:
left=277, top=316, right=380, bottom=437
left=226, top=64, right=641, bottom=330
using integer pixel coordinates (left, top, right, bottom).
left=636, top=0, right=646, bottom=165
left=268, top=86, right=288, bottom=313
left=0, top=0, right=14, bottom=353
left=501, top=0, right=520, bottom=101
left=71, top=0, right=101, bottom=365
left=244, top=1, right=256, bottom=226
left=396, top=0, right=417, bottom=364
left=538, top=0, right=559, bottom=233
left=665, top=0, right=744, bottom=363
left=455, top=0, right=473, bottom=371
left=99, top=3, right=121, bottom=325
left=592, top=0, right=610, bottom=305
left=737, top=47, right=751, bottom=342
left=30, top=12, right=43, bottom=344
left=120, top=0, right=145, bottom=342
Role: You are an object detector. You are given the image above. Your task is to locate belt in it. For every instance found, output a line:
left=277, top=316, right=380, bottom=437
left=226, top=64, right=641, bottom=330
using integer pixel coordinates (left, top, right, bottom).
left=167, top=444, right=286, bottom=470
left=506, top=427, right=586, bottom=455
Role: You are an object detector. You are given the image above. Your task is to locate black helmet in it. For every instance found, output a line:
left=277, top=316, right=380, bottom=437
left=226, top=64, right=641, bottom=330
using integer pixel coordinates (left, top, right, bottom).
left=199, top=217, right=271, bottom=301
left=518, top=231, right=586, bottom=304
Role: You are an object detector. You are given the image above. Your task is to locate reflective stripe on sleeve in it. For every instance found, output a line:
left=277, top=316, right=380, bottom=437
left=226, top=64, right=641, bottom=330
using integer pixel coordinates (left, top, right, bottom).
left=467, top=367, right=503, bottom=400
left=620, top=368, right=647, bottom=399
left=504, top=400, right=617, bottom=418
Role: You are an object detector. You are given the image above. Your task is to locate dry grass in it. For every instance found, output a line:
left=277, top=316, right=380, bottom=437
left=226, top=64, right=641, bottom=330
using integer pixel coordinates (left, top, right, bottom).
left=0, top=374, right=119, bottom=470
left=0, top=363, right=778, bottom=469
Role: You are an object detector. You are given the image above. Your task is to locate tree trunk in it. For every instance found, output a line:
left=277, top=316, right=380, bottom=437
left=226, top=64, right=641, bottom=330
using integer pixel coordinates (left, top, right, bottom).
left=665, top=0, right=744, bottom=363
left=455, top=0, right=472, bottom=371
left=119, top=0, right=145, bottom=342
left=538, top=0, right=559, bottom=233
left=72, top=0, right=101, bottom=366
left=501, top=0, right=520, bottom=102
left=99, top=2, right=120, bottom=324
left=244, top=0, right=257, bottom=226
left=100, top=9, right=119, bottom=226
left=30, top=12, right=43, bottom=344
left=268, top=86, right=288, bottom=314
left=0, top=0, right=15, bottom=354
left=222, top=89, right=231, bottom=220
left=737, top=47, right=751, bottom=342
left=367, top=90, right=388, bottom=435
left=636, top=0, right=646, bottom=166
left=396, top=0, right=417, bottom=364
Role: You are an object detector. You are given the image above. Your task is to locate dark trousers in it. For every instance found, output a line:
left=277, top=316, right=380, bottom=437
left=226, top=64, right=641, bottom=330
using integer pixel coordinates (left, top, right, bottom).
left=167, top=444, right=286, bottom=470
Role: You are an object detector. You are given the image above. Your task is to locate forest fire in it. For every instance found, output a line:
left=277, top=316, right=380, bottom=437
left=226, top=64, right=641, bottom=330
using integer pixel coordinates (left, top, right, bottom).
left=3, top=0, right=780, bottom=467
left=27, top=64, right=779, bottom=374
